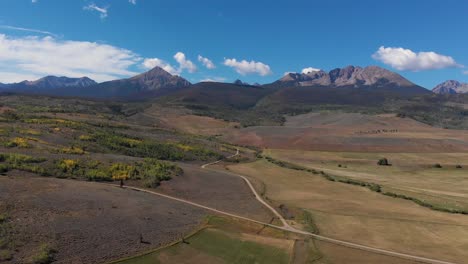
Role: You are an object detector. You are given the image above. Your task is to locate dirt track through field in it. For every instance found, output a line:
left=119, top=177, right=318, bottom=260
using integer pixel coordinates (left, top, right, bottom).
left=108, top=150, right=458, bottom=264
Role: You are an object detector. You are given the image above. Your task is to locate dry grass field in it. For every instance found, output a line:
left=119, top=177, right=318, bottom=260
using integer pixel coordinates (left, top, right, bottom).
left=264, top=149, right=468, bottom=212
left=113, top=215, right=419, bottom=264
left=227, top=160, right=468, bottom=263
left=130, top=103, right=239, bottom=136
left=224, top=112, right=468, bottom=152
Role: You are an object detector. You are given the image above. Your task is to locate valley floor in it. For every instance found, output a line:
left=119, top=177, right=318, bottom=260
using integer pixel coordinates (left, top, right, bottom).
left=1, top=95, right=467, bottom=264
left=226, top=158, right=468, bottom=263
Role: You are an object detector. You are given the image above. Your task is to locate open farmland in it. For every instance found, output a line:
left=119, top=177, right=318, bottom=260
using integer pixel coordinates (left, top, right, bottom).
left=114, top=215, right=420, bottom=264
left=227, top=159, right=468, bottom=263
left=114, top=216, right=294, bottom=264
left=264, top=149, right=468, bottom=213
left=224, top=112, right=468, bottom=152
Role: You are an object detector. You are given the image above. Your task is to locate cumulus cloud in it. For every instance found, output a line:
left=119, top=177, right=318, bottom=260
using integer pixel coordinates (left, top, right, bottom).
left=372, top=46, right=461, bottom=71
left=301, top=67, right=321, bottom=74
left=0, top=34, right=141, bottom=83
left=142, top=58, right=178, bottom=75
left=223, top=58, right=272, bottom=76
left=174, top=52, right=197, bottom=73
left=198, top=55, right=215, bottom=69
left=142, top=52, right=198, bottom=75
left=129, top=0, right=136, bottom=4
left=84, top=3, right=108, bottom=19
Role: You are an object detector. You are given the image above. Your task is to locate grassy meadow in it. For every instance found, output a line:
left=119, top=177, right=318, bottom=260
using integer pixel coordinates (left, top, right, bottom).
left=263, top=149, right=468, bottom=212
left=114, top=216, right=295, bottom=264
left=227, top=159, right=468, bottom=263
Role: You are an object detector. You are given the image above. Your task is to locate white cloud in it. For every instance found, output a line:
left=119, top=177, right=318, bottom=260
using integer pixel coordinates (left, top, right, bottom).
left=84, top=3, right=108, bottom=19
left=174, top=52, right=197, bottom=73
left=0, top=25, right=57, bottom=37
left=32, top=0, right=38, bottom=3
left=142, top=58, right=179, bottom=75
left=200, top=77, right=226, bottom=82
left=223, top=58, right=272, bottom=76
left=0, top=34, right=141, bottom=83
left=463, top=70, right=468, bottom=75
left=301, top=67, right=321, bottom=74
left=142, top=52, right=198, bottom=75
left=372, top=46, right=461, bottom=71
left=198, top=55, right=215, bottom=69
left=129, top=0, right=136, bottom=4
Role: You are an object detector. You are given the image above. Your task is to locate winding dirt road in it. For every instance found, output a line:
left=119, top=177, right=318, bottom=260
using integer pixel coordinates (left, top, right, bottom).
left=112, top=150, right=458, bottom=264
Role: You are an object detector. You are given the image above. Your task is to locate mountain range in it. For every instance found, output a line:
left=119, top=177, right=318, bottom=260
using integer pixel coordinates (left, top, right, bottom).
left=278, top=66, right=415, bottom=88
left=0, top=76, right=96, bottom=93
left=0, top=65, right=466, bottom=99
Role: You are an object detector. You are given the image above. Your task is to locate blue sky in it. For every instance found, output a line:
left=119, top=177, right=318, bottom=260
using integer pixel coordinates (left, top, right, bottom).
left=0, top=0, right=467, bottom=88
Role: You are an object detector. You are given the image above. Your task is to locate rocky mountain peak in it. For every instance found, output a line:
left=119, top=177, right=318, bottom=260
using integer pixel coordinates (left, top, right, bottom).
left=127, top=66, right=191, bottom=91
left=432, top=80, right=468, bottom=94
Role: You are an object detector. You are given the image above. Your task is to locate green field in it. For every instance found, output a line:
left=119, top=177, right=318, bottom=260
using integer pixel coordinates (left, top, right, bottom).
left=114, top=216, right=293, bottom=264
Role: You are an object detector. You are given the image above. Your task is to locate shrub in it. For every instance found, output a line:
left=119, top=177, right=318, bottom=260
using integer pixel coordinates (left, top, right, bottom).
left=5, top=137, right=30, bottom=148
left=0, top=164, right=9, bottom=174
left=78, top=135, right=95, bottom=141
left=16, top=164, right=47, bottom=176
left=32, top=244, right=56, bottom=264
left=18, top=129, right=41, bottom=136
left=0, top=214, right=8, bottom=223
left=57, top=146, right=86, bottom=155
left=109, top=163, right=135, bottom=180
left=1, top=110, right=20, bottom=121
left=433, top=163, right=443, bottom=168
left=0, top=250, right=12, bottom=261
left=0, top=153, right=46, bottom=164
left=86, top=169, right=112, bottom=182
left=57, top=159, right=79, bottom=173
left=131, top=158, right=182, bottom=188
left=456, top=165, right=463, bottom=169
left=377, top=158, right=391, bottom=166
